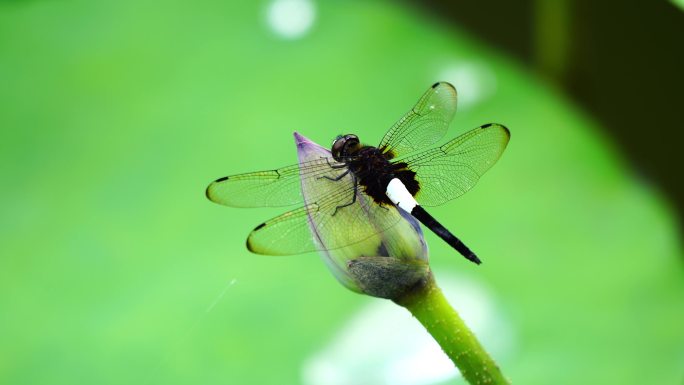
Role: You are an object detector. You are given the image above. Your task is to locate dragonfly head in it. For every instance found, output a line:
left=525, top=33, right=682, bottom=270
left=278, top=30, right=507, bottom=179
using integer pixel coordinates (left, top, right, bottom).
left=331, top=134, right=360, bottom=162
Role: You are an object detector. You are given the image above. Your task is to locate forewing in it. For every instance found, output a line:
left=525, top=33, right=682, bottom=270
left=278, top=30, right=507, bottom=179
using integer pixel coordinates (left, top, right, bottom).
left=246, top=169, right=403, bottom=255
left=378, top=82, right=458, bottom=157
left=206, top=157, right=345, bottom=208
left=399, top=123, right=510, bottom=206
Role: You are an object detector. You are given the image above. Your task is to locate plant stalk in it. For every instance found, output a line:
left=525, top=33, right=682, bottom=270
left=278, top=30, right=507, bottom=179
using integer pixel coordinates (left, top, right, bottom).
left=394, top=274, right=509, bottom=385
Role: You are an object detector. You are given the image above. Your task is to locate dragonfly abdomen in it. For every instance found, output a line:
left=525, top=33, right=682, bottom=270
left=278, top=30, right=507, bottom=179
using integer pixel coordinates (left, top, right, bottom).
left=385, top=177, right=481, bottom=265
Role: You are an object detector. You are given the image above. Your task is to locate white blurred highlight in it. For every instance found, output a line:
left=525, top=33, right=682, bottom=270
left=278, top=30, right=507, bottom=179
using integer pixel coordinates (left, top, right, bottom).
left=301, top=275, right=515, bottom=385
left=266, top=0, right=316, bottom=39
left=438, top=62, right=497, bottom=109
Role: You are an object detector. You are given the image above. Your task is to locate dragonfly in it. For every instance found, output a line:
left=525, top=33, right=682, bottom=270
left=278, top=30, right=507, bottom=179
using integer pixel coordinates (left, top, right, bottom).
left=206, top=82, right=510, bottom=265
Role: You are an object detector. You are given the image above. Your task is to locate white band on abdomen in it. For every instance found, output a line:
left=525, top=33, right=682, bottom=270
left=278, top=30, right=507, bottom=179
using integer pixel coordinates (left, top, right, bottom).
left=386, top=178, right=418, bottom=213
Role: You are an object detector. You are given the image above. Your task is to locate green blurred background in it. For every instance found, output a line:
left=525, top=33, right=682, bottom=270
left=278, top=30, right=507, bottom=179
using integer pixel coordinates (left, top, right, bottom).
left=1, top=1, right=682, bottom=384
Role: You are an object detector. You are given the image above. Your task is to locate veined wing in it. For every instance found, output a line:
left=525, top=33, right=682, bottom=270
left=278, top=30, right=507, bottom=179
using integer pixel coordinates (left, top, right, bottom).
left=397, top=123, right=510, bottom=207
left=206, top=157, right=347, bottom=208
left=246, top=165, right=404, bottom=256
left=378, top=82, right=458, bottom=157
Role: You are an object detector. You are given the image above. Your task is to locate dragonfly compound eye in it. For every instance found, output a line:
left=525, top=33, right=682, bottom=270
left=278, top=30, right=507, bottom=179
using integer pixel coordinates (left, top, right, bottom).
left=344, top=134, right=359, bottom=145
left=331, top=135, right=347, bottom=161
left=331, top=134, right=359, bottom=161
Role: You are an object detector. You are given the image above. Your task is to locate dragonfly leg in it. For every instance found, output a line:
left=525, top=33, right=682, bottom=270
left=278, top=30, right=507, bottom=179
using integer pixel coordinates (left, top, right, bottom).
left=323, top=156, right=348, bottom=169
left=320, top=169, right=350, bottom=181
left=332, top=175, right=358, bottom=216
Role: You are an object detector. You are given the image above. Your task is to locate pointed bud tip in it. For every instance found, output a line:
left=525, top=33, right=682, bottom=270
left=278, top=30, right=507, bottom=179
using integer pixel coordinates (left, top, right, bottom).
left=294, top=131, right=330, bottom=159
left=293, top=131, right=312, bottom=147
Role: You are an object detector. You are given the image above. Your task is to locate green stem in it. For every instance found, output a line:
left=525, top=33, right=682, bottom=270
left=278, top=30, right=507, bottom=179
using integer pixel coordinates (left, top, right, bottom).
left=394, top=274, right=509, bottom=385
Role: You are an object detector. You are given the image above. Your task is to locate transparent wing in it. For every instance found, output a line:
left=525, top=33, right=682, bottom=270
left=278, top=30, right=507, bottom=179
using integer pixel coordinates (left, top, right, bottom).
left=206, top=157, right=348, bottom=208
left=246, top=167, right=404, bottom=256
left=398, top=123, right=510, bottom=207
left=378, top=82, right=458, bottom=157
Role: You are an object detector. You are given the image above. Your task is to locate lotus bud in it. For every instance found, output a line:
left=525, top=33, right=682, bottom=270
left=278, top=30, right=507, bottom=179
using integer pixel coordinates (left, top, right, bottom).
left=294, top=132, right=430, bottom=299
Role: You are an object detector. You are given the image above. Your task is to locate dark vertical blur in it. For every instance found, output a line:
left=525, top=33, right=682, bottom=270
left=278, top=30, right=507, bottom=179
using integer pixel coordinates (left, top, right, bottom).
left=410, top=0, right=684, bottom=220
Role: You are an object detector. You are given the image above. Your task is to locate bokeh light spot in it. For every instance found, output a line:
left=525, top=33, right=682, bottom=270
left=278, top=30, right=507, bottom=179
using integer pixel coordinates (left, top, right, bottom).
left=266, top=0, right=316, bottom=39
left=438, top=62, right=497, bottom=109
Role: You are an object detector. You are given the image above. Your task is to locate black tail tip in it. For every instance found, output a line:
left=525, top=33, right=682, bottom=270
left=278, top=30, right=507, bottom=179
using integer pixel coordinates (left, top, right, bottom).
left=467, top=253, right=482, bottom=265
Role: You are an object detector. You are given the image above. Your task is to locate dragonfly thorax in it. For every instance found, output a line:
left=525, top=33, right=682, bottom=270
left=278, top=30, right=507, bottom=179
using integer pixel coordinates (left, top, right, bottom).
left=347, top=146, right=420, bottom=207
